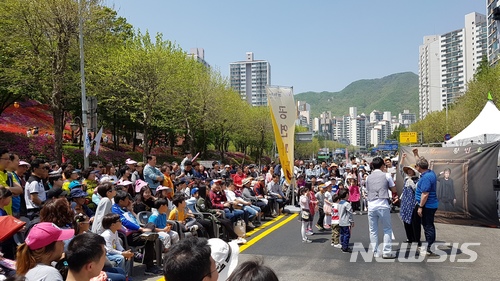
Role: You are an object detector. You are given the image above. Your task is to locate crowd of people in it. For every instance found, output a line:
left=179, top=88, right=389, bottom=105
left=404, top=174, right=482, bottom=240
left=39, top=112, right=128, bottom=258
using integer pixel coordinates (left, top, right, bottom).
left=296, top=151, right=439, bottom=258
left=0, top=149, right=291, bottom=280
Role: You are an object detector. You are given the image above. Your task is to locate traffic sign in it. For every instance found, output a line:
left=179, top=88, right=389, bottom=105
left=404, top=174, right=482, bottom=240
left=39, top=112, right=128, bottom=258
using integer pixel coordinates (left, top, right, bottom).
left=400, top=132, right=418, bottom=143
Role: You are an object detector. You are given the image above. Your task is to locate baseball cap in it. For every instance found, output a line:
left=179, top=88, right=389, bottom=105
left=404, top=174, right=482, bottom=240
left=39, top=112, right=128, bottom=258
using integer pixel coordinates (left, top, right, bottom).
left=191, top=187, right=199, bottom=195
left=134, top=179, right=148, bottom=193
left=25, top=222, right=74, bottom=250
left=211, top=179, right=222, bottom=185
left=208, top=238, right=239, bottom=281
left=70, top=188, right=87, bottom=198
left=125, top=158, right=137, bottom=165
left=69, top=180, right=83, bottom=189
left=19, top=161, right=31, bottom=167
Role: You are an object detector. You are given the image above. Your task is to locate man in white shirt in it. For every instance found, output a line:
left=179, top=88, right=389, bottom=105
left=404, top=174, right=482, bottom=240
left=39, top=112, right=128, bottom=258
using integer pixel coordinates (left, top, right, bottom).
left=366, top=157, right=398, bottom=259
left=24, top=159, right=49, bottom=218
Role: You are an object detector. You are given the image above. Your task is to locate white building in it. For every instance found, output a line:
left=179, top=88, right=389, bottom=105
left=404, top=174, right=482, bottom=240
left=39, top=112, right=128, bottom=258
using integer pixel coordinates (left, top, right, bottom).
left=296, top=101, right=311, bottom=130
left=369, top=110, right=383, bottom=123
left=419, top=12, right=487, bottom=119
left=230, top=52, right=271, bottom=106
left=398, top=110, right=417, bottom=128
left=188, top=48, right=210, bottom=68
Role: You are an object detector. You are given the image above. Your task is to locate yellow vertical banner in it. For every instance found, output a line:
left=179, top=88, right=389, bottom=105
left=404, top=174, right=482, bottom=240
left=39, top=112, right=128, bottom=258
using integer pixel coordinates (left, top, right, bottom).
left=267, top=86, right=295, bottom=184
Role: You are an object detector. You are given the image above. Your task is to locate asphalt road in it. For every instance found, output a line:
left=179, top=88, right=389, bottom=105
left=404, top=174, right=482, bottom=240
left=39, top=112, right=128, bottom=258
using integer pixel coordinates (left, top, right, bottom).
left=136, top=211, right=500, bottom=281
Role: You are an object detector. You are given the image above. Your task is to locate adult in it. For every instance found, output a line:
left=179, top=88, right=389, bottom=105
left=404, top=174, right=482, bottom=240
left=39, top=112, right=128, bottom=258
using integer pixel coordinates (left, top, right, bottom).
left=399, top=153, right=420, bottom=244
left=209, top=180, right=245, bottom=223
left=16, top=222, right=74, bottom=280
left=65, top=232, right=107, bottom=281
left=125, top=158, right=137, bottom=178
left=0, top=149, right=10, bottom=187
left=267, top=174, right=286, bottom=216
left=437, top=168, right=456, bottom=212
left=208, top=238, right=239, bottom=281
left=180, top=151, right=193, bottom=172
left=24, top=159, right=49, bottom=219
left=5, top=153, right=23, bottom=216
left=210, top=161, right=221, bottom=179
left=365, top=157, right=398, bottom=259
left=143, top=155, right=164, bottom=194
left=415, top=157, right=439, bottom=256
left=163, top=237, right=217, bottom=281
left=131, top=161, right=145, bottom=185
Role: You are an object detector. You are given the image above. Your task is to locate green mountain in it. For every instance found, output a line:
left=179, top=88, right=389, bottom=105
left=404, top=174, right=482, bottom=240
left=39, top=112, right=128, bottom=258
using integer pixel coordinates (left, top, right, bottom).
left=295, top=72, right=419, bottom=118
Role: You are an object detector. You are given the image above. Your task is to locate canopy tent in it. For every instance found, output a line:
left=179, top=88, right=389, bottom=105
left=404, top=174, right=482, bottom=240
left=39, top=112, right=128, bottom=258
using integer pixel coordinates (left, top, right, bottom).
left=444, top=100, right=500, bottom=147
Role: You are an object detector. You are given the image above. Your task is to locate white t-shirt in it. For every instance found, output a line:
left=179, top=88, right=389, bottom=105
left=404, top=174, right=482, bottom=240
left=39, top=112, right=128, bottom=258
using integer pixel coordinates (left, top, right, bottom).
left=25, top=179, right=46, bottom=209
left=101, top=229, right=124, bottom=255
left=25, top=264, right=63, bottom=281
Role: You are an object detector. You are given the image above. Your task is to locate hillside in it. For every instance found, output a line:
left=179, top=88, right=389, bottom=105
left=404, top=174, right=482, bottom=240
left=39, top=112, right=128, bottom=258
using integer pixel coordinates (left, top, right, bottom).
left=295, top=72, right=419, bottom=118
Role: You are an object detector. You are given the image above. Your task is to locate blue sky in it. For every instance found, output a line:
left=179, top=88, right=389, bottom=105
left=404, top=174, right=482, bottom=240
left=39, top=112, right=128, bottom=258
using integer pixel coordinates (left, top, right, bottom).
left=108, top=0, right=485, bottom=94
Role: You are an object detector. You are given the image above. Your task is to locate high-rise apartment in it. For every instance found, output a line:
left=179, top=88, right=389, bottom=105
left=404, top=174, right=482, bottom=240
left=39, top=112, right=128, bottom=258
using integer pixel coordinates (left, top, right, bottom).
left=188, top=48, right=210, bottom=68
left=229, top=52, right=271, bottom=106
left=487, top=0, right=500, bottom=65
left=419, top=12, right=487, bottom=119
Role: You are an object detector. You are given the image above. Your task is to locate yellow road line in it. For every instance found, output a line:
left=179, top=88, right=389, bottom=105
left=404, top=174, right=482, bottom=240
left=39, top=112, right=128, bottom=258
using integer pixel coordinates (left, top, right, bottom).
left=245, top=215, right=285, bottom=236
left=157, top=214, right=298, bottom=281
left=240, top=213, right=298, bottom=253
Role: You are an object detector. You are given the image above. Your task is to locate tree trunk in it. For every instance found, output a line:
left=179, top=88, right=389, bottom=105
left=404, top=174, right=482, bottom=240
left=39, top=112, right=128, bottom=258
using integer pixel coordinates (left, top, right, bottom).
left=52, top=107, right=63, bottom=163
left=132, top=127, right=137, bottom=152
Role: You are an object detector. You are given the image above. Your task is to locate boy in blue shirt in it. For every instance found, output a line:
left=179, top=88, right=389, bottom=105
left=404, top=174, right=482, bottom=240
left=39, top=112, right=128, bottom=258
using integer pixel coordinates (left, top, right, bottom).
left=148, top=199, right=179, bottom=250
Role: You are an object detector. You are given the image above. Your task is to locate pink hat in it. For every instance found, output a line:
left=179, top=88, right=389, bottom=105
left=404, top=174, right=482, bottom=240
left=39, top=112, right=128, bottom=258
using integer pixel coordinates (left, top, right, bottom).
left=135, top=179, right=148, bottom=193
left=25, top=222, right=74, bottom=250
left=125, top=158, right=137, bottom=165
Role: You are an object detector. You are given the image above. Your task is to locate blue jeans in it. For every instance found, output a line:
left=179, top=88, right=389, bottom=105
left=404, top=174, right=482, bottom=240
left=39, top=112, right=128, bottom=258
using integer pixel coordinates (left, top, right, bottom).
left=103, top=266, right=127, bottom=281
left=421, top=207, right=437, bottom=250
left=339, top=226, right=350, bottom=250
left=224, top=208, right=245, bottom=223
left=243, top=205, right=261, bottom=220
left=106, top=253, right=126, bottom=272
left=368, top=208, right=393, bottom=255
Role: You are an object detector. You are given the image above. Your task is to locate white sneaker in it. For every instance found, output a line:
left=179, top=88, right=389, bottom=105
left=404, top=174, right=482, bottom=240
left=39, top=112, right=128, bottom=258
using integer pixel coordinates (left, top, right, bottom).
left=247, top=222, right=255, bottom=228
left=189, top=225, right=199, bottom=232
left=306, top=231, right=314, bottom=235
left=302, top=239, right=312, bottom=243
left=333, top=243, right=341, bottom=248
left=232, top=237, right=246, bottom=245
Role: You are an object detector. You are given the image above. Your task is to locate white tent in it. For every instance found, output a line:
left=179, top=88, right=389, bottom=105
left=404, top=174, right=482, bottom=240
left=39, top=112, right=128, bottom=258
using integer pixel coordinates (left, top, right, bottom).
left=444, top=100, right=500, bottom=147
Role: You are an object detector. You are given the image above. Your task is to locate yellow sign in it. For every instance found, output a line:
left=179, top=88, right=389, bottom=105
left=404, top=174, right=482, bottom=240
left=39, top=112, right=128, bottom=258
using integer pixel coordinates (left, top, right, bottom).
left=400, top=132, right=418, bottom=143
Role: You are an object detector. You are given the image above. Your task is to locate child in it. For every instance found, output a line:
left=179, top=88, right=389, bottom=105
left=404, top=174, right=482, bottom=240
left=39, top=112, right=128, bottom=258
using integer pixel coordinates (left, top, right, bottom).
left=148, top=198, right=180, bottom=251
left=330, top=194, right=341, bottom=248
left=323, top=184, right=333, bottom=229
left=168, top=193, right=205, bottom=237
left=338, top=189, right=354, bottom=253
left=299, top=187, right=312, bottom=243
left=100, top=213, right=134, bottom=272
left=348, top=178, right=361, bottom=215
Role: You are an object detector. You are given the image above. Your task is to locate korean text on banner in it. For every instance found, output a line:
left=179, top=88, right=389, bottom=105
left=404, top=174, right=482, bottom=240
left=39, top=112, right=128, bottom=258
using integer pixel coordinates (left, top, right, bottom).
left=267, top=86, right=295, bottom=183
